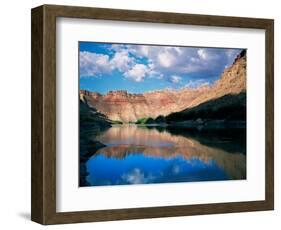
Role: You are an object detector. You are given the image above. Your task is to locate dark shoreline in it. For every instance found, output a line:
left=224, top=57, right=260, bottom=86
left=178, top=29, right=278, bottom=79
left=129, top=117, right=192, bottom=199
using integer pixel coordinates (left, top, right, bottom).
left=119, top=120, right=246, bottom=130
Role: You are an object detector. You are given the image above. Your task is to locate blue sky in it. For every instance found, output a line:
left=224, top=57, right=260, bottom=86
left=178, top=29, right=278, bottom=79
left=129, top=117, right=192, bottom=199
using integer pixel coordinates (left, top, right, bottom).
left=79, top=42, right=243, bottom=94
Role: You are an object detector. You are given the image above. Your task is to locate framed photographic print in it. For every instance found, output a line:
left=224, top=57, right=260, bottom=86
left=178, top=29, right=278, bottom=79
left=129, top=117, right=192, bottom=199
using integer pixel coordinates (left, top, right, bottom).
left=31, top=4, right=274, bottom=225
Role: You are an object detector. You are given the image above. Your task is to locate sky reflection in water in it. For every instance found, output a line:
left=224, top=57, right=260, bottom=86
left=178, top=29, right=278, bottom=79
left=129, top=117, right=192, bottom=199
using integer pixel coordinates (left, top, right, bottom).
left=84, top=125, right=246, bottom=186
left=87, top=153, right=228, bottom=186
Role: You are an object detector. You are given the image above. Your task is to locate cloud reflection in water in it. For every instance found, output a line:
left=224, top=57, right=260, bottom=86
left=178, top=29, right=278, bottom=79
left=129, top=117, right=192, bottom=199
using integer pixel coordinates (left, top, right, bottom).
left=84, top=125, right=246, bottom=186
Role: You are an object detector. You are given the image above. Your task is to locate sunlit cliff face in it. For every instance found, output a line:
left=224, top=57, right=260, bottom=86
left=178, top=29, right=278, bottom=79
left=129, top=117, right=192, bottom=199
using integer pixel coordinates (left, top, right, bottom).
left=81, top=87, right=209, bottom=123
left=80, top=53, right=246, bottom=123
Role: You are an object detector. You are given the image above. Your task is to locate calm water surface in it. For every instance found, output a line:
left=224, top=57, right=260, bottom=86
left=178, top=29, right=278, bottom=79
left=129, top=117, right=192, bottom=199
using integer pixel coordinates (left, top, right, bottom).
left=81, top=125, right=246, bottom=186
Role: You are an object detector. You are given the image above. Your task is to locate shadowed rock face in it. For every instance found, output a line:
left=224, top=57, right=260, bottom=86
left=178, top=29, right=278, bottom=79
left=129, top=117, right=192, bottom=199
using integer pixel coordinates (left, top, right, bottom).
left=80, top=51, right=246, bottom=123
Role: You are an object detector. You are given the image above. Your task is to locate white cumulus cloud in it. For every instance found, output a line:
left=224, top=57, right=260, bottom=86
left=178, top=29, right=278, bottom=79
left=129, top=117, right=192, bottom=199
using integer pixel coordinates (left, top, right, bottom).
left=80, top=51, right=112, bottom=76
left=170, top=75, right=182, bottom=83
left=80, top=43, right=243, bottom=87
left=157, top=50, right=176, bottom=68
left=124, top=64, right=149, bottom=82
left=110, top=50, right=134, bottom=72
left=197, top=49, right=208, bottom=60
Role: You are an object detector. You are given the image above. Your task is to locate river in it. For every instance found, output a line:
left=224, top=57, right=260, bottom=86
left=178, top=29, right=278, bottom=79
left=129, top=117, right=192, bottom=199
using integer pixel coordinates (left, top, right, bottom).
left=81, top=124, right=246, bottom=186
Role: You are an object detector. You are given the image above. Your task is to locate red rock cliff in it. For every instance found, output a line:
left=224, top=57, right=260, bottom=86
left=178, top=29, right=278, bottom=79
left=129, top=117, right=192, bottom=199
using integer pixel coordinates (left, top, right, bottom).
left=80, top=51, right=246, bottom=122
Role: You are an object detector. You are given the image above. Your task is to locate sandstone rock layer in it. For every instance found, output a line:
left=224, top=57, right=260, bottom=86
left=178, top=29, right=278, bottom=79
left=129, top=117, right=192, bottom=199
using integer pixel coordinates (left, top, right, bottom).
left=80, top=51, right=246, bottom=123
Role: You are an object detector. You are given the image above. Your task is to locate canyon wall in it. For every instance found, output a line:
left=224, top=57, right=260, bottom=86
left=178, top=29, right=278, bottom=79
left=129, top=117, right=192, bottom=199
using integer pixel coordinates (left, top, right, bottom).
left=80, top=50, right=246, bottom=123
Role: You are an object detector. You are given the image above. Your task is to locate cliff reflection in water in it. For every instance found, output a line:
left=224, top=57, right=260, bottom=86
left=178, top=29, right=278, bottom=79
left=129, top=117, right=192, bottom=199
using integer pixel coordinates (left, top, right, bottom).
left=82, top=125, right=246, bottom=186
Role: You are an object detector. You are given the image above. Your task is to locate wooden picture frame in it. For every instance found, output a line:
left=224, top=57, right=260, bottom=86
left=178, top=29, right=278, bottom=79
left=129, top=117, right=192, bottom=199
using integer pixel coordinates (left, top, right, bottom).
left=31, top=4, right=274, bottom=225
